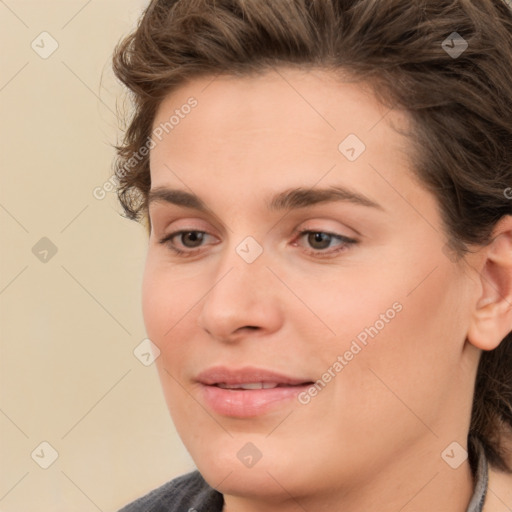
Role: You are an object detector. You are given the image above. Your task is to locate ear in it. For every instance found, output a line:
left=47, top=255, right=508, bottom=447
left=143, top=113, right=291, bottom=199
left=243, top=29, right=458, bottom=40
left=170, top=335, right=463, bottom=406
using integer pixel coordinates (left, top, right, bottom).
left=467, top=215, right=512, bottom=351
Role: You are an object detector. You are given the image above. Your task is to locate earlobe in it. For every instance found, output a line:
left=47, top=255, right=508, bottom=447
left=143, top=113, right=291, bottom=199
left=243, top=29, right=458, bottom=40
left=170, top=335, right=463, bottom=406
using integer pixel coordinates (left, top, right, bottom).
left=467, top=215, right=512, bottom=352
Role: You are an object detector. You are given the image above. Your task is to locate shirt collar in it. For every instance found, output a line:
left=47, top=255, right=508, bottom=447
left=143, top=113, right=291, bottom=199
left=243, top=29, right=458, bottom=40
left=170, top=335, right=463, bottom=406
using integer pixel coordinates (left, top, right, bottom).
left=466, top=436, right=489, bottom=512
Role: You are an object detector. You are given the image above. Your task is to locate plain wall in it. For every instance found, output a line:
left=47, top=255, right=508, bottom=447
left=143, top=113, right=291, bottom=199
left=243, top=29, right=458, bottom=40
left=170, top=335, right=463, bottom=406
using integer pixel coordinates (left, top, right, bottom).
left=0, top=1, right=196, bottom=511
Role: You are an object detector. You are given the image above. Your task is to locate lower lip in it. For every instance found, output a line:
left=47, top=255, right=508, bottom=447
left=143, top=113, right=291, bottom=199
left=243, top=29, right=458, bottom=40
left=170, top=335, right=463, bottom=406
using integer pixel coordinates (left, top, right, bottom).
left=200, top=384, right=311, bottom=417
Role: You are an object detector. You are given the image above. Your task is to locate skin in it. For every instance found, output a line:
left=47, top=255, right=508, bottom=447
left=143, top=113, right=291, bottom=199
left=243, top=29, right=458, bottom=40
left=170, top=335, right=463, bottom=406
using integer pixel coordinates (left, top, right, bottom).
left=141, top=68, right=512, bottom=512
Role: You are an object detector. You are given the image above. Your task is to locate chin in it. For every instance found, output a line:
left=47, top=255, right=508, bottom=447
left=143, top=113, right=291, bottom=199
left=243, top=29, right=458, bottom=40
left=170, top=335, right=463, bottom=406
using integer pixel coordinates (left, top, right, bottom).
left=198, top=457, right=302, bottom=500
left=187, top=435, right=299, bottom=492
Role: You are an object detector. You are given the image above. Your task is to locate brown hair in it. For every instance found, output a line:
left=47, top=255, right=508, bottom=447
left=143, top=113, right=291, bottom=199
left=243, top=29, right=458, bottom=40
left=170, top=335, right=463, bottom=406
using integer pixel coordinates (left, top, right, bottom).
left=111, top=0, right=512, bottom=472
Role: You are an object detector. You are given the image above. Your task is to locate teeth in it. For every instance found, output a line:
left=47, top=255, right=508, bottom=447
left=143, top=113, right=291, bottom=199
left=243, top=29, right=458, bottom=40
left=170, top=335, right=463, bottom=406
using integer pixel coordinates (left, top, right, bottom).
left=217, top=382, right=279, bottom=390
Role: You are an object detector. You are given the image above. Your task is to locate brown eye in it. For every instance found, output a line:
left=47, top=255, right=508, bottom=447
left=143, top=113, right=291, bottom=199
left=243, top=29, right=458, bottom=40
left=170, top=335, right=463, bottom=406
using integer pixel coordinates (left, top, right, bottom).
left=179, top=231, right=205, bottom=248
left=158, top=230, right=214, bottom=256
left=307, top=232, right=333, bottom=250
left=293, top=229, right=358, bottom=258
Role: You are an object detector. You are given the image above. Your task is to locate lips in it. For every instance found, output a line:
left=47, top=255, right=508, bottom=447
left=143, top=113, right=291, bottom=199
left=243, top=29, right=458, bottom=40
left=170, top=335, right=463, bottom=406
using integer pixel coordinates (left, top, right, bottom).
left=196, top=366, right=314, bottom=417
left=196, top=366, right=312, bottom=387
left=217, top=382, right=291, bottom=389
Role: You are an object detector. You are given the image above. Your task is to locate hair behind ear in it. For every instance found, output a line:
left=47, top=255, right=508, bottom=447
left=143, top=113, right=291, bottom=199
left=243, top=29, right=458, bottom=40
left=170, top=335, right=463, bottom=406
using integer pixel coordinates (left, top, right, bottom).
left=470, top=334, right=512, bottom=472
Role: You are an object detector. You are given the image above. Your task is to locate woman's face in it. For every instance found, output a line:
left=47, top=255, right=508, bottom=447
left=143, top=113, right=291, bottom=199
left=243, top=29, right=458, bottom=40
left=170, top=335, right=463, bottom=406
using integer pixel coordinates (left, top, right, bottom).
left=142, top=68, right=480, bottom=503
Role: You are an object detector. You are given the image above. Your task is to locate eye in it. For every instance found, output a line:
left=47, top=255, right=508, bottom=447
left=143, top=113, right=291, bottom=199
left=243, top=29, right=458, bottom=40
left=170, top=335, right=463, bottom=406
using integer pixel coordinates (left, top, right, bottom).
left=158, top=230, right=215, bottom=256
left=158, top=228, right=358, bottom=258
left=292, top=229, right=357, bottom=258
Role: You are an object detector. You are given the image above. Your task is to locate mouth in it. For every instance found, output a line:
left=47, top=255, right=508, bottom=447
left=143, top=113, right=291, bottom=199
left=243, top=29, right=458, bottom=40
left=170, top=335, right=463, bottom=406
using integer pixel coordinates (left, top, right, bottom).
left=196, top=366, right=314, bottom=417
left=214, top=382, right=309, bottom=390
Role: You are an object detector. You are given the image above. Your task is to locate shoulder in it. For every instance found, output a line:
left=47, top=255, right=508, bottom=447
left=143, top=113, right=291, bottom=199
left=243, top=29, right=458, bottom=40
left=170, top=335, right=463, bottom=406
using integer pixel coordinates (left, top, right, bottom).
left=117, top=470, right=224, bottom=512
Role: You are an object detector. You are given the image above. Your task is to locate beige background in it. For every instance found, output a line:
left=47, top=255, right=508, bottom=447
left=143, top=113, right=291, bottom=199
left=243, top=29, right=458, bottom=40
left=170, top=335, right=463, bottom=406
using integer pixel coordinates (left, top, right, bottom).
left=0, top=1, right=196, bottom=511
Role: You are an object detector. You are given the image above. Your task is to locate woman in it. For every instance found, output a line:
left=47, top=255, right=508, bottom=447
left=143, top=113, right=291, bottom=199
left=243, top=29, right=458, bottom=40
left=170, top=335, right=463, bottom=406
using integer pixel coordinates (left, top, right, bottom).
left=111, top=0, right=512, bottom=510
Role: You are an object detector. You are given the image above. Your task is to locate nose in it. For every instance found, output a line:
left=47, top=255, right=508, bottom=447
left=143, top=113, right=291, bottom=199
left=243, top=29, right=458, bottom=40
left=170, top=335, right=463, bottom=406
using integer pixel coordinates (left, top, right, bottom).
left=196, top=244, right=284, bottom=344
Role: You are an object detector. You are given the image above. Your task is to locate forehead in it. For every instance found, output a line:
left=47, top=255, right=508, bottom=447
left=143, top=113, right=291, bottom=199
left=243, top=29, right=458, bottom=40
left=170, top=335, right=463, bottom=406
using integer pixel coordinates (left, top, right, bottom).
left=149, top=68, right=418, bottom=208
left=150, top=67, right=411, bottom=160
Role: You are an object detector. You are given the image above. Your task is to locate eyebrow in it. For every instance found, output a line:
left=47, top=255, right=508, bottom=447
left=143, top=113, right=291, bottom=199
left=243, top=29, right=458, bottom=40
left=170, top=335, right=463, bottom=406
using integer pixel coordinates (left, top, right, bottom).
left=147, top=185, right=383, bottom=213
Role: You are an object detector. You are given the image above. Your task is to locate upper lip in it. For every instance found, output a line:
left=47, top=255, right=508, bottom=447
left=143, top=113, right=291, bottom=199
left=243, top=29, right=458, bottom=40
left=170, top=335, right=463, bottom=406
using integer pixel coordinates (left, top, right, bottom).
left=196, top=366, right=312, bottom=386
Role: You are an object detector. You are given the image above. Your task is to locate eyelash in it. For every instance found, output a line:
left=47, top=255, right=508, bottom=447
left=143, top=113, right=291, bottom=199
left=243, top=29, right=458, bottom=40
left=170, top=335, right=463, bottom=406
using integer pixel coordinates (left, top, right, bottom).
left=157, top=229, right=358, bottom=259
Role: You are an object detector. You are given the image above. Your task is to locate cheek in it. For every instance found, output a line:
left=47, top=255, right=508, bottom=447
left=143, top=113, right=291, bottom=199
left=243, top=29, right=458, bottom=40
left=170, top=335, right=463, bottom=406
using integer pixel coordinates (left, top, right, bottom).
left=307, top=267, right=405, bottom=347
left=349, top=264, right=467, bottom=420
left=141, top=256, right=211, bottom=387
left=141, top=263, right=168, bottom=344
left=141, top=261, right=195, bottom=411
left=318, top=257, right=469, bottom=432
left=141, top=256, right=197, bottom=344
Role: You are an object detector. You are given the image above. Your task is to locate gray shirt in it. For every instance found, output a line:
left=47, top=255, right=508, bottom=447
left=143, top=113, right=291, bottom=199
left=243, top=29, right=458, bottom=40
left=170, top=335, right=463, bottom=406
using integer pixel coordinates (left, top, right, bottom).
left=118, top=437, right=488, bottom=512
